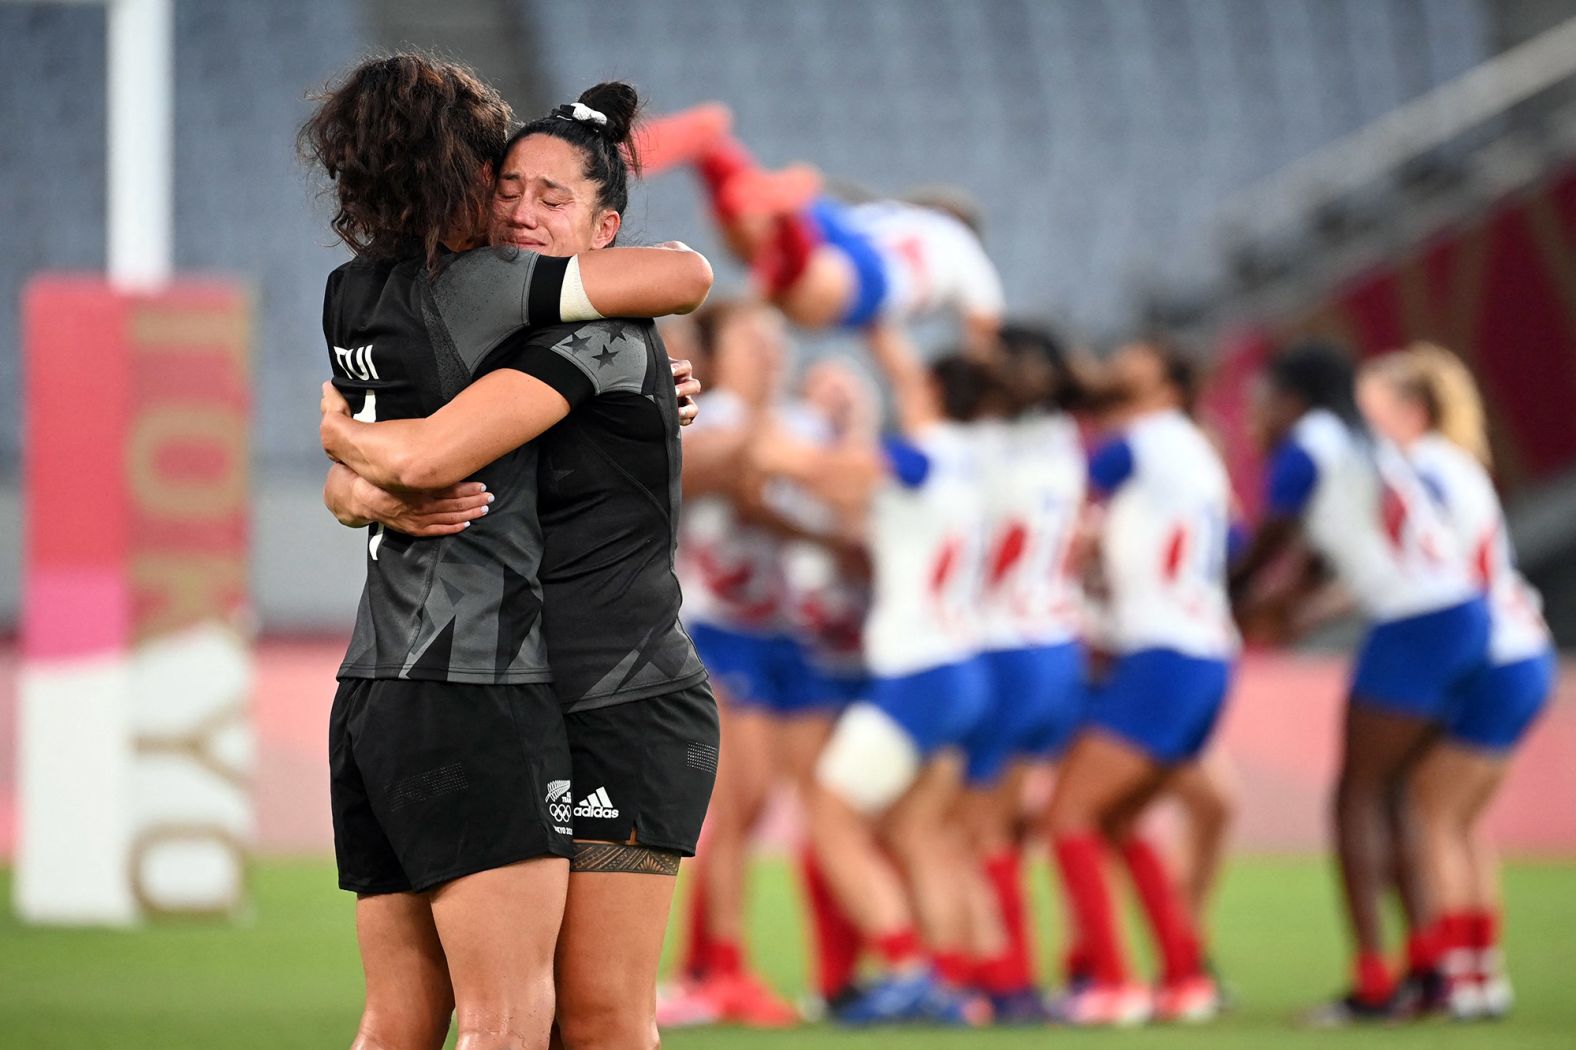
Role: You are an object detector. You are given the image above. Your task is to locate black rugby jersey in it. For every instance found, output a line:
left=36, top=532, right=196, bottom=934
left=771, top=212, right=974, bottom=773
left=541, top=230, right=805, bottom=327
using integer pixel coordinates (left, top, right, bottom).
left=323, top=247, right=577, bottom=685
left=496, top=319, right=708, bottom=712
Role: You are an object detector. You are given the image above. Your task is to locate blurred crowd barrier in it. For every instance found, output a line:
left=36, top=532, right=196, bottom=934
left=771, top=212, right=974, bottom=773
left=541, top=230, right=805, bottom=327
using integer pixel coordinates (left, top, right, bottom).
left=1, top=642, right=1569, bottom=860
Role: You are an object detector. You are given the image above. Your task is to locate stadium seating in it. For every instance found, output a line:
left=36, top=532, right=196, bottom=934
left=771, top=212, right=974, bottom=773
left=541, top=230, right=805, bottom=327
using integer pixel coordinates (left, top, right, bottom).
left=0, top=0, right=1496, bottom=628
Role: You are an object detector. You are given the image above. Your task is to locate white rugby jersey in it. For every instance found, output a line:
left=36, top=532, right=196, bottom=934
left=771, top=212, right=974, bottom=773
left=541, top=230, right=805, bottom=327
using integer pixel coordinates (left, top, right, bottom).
left=1271, top=409, right=1476, bottom=623
left=864, top=422, right=986, bottom=676
left=845, top=201, right=1005, bottom=324
left=783, top=539, right=870, bottom=676
left=676, top=389, right=786, bottom=634
left=1096, top=409, right=1237, bottom=659
left=1409, top=433, right=1549, bottom=664
left=978, top=413, right=1087, bottom=650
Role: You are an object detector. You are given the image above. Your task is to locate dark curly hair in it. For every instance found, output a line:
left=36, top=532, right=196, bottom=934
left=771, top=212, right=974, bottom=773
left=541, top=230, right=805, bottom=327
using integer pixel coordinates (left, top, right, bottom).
left=997, top=322, right=1089, bottom=414
left=504, top=81, right=642, bottom=233
left=1268, top=340, right=1365, bottom=432
left=298, top=52, right=513, bottom=269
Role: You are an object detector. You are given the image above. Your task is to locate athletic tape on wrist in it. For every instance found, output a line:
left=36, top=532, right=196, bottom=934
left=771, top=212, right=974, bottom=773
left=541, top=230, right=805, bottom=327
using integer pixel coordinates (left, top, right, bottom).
left=559, top=255, right=603, bottom=323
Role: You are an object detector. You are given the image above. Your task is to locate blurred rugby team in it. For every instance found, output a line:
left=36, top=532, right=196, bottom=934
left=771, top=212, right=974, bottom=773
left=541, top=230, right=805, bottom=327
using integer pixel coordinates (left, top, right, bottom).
left=641, top=103, right=1554, bottom=1029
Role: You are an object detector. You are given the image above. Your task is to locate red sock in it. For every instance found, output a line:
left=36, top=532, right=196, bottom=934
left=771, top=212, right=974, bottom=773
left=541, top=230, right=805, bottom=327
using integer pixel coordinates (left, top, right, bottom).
left=1120, top=838, right=1202, bottom=984
left=681, top=866, right=711, bottom=980
left=751, top=212, right=819, bottom=296
left=696, top=137, right=756, bottom=222
left=1467, top=908, right=1499, bottom=951
left=873, top=928, right=924, bottom=969
left=933, top=949, right=973, bottom=987
left=1053, top=833, right=1127, bottom=986
left=798, top=847, right=863, bottom=999
left=705, top=939, right=744, bottom=978
left=1436, top=913, right=1475, bottom=975
left=1354, top=950, right=1394, bottom=1005
left=1405, top=925, right=1442, bottom=975
left=974, top=850, right=1035, bottom=994
left=1063, top=943, right=1094, bottom=984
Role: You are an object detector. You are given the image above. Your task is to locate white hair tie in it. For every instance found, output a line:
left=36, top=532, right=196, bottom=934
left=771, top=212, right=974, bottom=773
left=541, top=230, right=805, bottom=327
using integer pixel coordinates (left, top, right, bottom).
left=555, top=101, right=608, bottom=127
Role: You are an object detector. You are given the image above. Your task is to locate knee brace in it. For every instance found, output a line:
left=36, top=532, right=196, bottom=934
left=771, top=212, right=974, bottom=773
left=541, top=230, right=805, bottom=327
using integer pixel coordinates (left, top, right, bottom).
left=815, top=702, right=921, bottom=815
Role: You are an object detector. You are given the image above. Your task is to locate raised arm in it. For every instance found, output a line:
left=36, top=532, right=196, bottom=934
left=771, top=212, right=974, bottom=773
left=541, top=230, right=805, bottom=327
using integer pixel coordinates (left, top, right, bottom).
left=321, top=372, right=570, bottom=492
left=864, top=322, right=938, bottom=435
left=749, top=422, right=884, bottom=521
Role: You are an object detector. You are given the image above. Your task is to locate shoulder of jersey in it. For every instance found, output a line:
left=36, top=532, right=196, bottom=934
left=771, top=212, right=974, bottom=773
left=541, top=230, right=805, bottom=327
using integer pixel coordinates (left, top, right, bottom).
left=1290, top=408, right=1356, bottom=459
left=1413, top=434, right=1495, bottom=496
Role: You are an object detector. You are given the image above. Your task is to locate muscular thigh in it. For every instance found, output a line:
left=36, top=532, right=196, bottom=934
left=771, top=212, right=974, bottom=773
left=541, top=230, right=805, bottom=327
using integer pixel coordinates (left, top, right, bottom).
left=555, top=846, right=683, bottom=1028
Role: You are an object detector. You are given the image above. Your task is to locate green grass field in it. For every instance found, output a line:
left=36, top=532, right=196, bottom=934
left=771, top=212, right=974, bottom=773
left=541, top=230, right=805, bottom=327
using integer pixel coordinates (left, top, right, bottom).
left=2, top=857, right=1573, bottom=1048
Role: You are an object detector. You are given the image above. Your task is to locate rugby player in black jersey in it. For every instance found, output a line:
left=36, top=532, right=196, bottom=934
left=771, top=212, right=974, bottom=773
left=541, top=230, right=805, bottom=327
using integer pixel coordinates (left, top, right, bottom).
left=302, top=58, right=711, bottom=1050
left=321, top=81, right=720, bottom=1049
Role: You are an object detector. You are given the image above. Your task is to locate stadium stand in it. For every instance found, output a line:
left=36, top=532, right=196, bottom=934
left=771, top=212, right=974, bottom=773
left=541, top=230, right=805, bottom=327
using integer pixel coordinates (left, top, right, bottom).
left=0, top=0, right=1510, bottom=631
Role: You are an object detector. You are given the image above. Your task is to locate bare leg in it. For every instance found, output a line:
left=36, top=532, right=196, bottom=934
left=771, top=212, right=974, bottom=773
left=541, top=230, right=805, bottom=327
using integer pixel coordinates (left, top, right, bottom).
left=774, top=249, right=858, bottom=328
left=1165, top=751, right=1238, bottom=929
left=1332, top=702, right=1440, bottom=961
left=428, top=857, right=569, bottom=1050
left=1410, top=743, right=1509, bottom=917
left=1384, top=781, right=1430, bottom=939
left=697, top=702, right=775, bottom=954
left=555, top=845, right=683, bottom=1050
left=956, top=771, right=1022, bottom=962
left=350, top=892, right=453, bottom=1050
left=804, top=779, right=915, bottom=941
left=879, top=753, right=977, bottom=956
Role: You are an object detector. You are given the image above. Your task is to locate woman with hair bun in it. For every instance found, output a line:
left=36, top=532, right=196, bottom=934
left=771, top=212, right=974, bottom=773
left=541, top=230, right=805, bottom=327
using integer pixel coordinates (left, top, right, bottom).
left=1359, top=344, right=1554, bottom=1021
left=304, top=57, right=712, bottom=1050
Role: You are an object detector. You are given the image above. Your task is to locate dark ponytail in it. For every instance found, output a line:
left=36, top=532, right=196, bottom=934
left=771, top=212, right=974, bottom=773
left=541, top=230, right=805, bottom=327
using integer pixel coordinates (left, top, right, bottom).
left=929, top=354, right=999, bottom=422
left=997, top=322, right=1089, bottom=413
left=505, top=81, right=642, bottom=223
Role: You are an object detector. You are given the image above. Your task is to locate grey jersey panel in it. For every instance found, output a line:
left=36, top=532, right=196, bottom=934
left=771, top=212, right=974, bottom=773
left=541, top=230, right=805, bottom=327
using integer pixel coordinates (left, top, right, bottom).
left=427, top=247, right=541, bottom=374
left=326, top=252, right=557, bottom=686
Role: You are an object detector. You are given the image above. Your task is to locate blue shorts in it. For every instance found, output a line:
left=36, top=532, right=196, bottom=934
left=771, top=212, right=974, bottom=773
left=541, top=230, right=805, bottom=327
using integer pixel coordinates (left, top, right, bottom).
left=1446, top=648, right=1556, bottom=752
left=870, top=658, right=991, bottom=757
left=965, top=643, right=1086, bottom=785
left=1084, top=649, right=1232, bottom=765
left=807, top=666, right=868, bottom=710
left=1351, top=598, right=1491, bottom=720
left=688, top=623, right=820, bottom=714
left=807, top=198, right=888, bottom=327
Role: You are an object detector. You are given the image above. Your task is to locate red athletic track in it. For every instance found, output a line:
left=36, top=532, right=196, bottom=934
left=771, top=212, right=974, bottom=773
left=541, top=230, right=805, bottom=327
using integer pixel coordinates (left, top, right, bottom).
left=0, top=639, right=1570, bottom=858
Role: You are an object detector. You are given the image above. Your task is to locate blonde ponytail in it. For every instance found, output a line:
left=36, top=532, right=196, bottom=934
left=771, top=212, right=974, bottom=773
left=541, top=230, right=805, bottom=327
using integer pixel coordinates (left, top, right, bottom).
left=1368, top=343, right=1492, bottom=467
left=1405, top=342, right=1491, bottom=467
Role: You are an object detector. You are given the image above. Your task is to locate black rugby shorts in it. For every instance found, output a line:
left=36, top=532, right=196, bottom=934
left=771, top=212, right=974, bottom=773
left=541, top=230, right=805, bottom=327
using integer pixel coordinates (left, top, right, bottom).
left=329, top=677, right=575, bottom=894
left=564, top=681, right=719, bottom=856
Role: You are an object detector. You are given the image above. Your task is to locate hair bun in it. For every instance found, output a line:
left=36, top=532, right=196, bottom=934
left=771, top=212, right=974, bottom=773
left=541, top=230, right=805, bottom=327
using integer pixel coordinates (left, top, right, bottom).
left=577, top=81, right=640, bottom=145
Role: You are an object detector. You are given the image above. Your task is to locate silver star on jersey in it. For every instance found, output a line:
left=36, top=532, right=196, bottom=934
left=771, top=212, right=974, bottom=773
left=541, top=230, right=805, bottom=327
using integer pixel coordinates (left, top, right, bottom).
left=554, top=324, right=643, bottom=370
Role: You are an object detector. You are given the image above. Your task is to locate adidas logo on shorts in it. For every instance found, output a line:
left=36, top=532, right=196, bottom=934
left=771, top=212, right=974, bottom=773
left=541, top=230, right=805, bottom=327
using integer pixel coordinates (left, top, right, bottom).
left=574, top=786, right=620, bottom=819
left=546, top=780, right=573, bottom=826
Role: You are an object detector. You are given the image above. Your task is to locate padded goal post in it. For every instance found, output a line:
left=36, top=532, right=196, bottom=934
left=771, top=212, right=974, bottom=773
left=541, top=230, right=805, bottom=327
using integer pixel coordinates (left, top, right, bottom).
left=17, top=277, right=254, bottom=924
